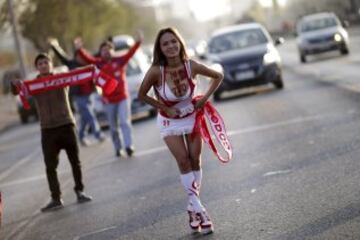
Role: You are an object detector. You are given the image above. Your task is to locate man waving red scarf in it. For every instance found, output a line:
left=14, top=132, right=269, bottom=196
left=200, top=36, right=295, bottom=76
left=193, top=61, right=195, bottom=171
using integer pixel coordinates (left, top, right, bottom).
left=16, top=65, right=118, bottom=109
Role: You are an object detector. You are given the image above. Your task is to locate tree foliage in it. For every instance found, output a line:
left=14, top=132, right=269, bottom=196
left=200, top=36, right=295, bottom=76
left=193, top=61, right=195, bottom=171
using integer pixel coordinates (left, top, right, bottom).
left=1, top=0, right=138, bottom=52
left=287, top=0, right=353, bottom=21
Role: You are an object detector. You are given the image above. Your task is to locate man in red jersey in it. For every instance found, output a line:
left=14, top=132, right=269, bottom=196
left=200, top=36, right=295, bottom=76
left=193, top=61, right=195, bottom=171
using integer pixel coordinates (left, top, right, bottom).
left=75, top=31, right=143, bottom=157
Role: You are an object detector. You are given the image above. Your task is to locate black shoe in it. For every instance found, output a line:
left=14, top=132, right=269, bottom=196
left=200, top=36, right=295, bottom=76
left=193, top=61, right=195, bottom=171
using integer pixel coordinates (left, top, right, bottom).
left=96, top=135, right=106, bottom=143
left=76, top=191, right=92, bottom=203
left=41, top=199, right=64, bottom=212
left=115, top=150, right=124, bottom=157
left=125, top=147, right=134, bottom=157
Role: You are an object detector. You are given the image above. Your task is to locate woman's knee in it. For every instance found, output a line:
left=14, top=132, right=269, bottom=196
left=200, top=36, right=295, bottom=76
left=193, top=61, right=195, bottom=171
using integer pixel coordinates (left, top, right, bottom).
left=190, top=157, right=201, bottom=170
left=176, top=157, right=192, bottom=173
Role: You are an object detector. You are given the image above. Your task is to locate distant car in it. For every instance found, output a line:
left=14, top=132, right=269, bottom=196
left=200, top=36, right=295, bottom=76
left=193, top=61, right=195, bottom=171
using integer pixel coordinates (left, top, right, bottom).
left=111, top=34, right=135, bottom=51
left=92, top=50, right=155, bottom=127
left=2, top=69, right=21, bottom=94
left=206, top=22, right=284, bottom=100
left=296, top=12, right=350, bottom=63
left=16, top=65, right=69, bottom=124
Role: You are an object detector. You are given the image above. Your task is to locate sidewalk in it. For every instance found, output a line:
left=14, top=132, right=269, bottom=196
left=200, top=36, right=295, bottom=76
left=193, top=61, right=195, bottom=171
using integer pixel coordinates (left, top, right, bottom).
left=0, top=95, right=20, bottom=134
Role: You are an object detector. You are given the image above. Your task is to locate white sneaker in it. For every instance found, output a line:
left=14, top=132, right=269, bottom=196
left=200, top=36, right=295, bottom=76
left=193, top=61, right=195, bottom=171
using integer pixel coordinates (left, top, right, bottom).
left=197, top=210, right=214, bottom=235
left=187, top=210, right=201, bottom=234
left=80, top=138, right=91, bottom=147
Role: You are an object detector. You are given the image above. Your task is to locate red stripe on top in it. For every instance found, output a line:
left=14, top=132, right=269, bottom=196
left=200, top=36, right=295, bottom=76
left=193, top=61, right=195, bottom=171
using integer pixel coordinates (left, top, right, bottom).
left=155, top=61, right=196, bottom=119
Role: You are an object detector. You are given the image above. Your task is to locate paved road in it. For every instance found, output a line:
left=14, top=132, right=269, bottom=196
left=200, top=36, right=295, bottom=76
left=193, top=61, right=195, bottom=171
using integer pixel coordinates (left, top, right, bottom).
left=1, top=32, right=360, bottom=239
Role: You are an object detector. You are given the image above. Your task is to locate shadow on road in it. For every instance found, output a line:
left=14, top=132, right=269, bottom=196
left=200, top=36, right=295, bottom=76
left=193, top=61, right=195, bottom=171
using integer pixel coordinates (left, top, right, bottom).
left=215, top=85, right=281, bottom=103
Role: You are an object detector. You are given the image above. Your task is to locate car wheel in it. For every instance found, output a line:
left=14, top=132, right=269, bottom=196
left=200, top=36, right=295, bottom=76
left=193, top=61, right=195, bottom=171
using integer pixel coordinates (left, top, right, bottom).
left=273, top=75, right=284, bottom=89
left=20, top=113, right=28, bottom=124
left=340, top=47, right=349, bottom=55
left=149, top=108, right=157, bottom=118
left=300, top=54, right=307, bottom=63
left=213, top=91, right=222, bottom=102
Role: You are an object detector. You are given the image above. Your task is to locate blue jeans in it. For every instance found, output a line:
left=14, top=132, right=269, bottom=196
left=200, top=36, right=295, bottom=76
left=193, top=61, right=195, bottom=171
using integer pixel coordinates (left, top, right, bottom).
left=104, top=99, right=133, bottom=151
left=74, top=95, right=101, bottom=140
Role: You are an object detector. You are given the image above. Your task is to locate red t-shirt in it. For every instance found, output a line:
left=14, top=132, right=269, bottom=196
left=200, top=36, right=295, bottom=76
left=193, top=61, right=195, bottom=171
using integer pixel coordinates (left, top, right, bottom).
left=78, top=41, right=141, bottom=103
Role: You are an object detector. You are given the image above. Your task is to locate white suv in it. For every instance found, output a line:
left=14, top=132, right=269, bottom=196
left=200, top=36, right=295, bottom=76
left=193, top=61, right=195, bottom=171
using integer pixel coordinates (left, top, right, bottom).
left=296, top=12, right=350, bottom=63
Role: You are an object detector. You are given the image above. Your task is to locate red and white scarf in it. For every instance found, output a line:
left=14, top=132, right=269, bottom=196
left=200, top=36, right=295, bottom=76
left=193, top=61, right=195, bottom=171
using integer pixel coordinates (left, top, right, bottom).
left=192, top=97, right=232, bottom=163
left=17, top=65, right=118, bottom=109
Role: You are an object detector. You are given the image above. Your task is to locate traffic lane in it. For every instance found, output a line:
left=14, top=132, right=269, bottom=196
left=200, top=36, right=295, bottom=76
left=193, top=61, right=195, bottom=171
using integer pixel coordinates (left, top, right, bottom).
left=76, top=68, right=360, bottom=240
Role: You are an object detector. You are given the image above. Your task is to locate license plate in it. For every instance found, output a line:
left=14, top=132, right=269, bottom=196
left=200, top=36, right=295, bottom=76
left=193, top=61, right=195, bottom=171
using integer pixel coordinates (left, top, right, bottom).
left=235, top=70, right=255, bottom=81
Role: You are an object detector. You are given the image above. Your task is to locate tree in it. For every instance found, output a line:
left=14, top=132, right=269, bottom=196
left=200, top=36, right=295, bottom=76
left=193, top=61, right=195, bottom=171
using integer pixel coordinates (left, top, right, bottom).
left=0, top=0, right=138, bottom=52
left=287, top=0, right=351, bottom=21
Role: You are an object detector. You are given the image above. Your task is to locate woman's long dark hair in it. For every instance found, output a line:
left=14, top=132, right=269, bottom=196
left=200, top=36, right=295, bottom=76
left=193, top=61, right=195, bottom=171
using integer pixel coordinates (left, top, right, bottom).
left=152, top=27, right=188, bottom=66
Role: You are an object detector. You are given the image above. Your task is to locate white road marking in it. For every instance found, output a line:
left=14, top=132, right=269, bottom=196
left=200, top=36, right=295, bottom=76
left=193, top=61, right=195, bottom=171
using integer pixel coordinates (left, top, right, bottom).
left=73, top=226, right=117, bottom=240
left=263, top=169, right=292, bottom=177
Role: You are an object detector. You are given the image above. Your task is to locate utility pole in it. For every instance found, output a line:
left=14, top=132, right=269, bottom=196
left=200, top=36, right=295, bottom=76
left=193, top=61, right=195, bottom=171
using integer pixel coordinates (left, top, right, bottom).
left=7, top=0, right=27, bottom=79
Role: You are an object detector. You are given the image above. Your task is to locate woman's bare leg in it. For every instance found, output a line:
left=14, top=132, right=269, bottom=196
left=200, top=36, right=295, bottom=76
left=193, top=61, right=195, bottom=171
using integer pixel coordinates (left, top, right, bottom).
left=185, top=133, right=202, bottom=171
left=164, top=135, right=191, bottom=174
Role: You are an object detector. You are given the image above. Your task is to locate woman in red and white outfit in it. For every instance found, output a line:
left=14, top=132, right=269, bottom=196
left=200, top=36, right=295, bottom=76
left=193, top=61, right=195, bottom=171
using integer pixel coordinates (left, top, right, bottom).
left=138, top=27, right=223, bottom=235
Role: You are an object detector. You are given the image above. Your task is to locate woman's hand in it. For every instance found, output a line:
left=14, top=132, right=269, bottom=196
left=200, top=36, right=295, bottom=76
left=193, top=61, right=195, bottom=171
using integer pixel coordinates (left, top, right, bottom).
left=194, top=97, right=207, bottom=109
left=164, top=106, right=179, bottom=118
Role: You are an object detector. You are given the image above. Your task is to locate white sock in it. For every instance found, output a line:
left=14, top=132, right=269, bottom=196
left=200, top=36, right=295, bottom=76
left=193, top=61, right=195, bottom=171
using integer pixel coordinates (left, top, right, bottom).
left=180, top=172, right=204, bottom=212
left=193, top=169, right=202, bottom=192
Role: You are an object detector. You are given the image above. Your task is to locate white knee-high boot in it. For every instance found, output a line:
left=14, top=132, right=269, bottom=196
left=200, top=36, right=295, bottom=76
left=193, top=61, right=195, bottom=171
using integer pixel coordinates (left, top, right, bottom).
left=180, top=172, right=204, bottom=212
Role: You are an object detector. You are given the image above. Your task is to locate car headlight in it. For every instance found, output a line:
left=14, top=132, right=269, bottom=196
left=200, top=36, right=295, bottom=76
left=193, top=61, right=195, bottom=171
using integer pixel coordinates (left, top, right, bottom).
left=334, top=33, right=342, bottom=42
left=263, top=51, right=280, bottom=65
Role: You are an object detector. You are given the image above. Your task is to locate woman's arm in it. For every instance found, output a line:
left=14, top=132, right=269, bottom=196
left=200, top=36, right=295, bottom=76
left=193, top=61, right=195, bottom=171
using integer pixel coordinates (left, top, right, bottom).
left=191, top=59, right=223, bottom=108
left=138, top=66, right=178, bottom=117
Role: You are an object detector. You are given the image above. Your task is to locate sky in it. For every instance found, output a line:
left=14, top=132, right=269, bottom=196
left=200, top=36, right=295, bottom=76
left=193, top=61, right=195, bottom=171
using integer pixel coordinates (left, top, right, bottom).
left=188, top=0, right=233, bottom=22
left=259, top=0, right=288, bottom=8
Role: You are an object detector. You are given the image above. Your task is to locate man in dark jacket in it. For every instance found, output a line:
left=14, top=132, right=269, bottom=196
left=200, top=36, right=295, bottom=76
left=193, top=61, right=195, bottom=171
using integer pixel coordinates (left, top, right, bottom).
left=48, top=38, right=104, bottom=146
left=12, top=53, right=92, bottom=212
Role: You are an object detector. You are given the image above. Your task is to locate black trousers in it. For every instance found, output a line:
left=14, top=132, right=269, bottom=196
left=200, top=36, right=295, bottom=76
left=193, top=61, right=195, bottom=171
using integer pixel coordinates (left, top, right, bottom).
left=41, top=124, right=84, bottom=200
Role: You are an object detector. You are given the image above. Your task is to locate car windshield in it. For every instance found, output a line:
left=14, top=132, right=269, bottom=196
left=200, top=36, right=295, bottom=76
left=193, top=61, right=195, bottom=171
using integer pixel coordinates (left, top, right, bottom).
left=300, top=17, right=338, bottom=32
left=209, top=28, right=268, bottom=54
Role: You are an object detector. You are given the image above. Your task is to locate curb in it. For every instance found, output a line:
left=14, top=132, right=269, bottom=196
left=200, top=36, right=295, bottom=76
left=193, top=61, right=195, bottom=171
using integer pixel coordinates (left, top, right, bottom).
left=0, top=122, right=20, bottom=135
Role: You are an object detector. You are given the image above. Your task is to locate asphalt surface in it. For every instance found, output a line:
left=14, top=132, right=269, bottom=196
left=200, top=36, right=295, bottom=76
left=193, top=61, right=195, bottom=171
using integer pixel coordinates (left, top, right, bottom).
left=1, top=31, right=360, bottom=239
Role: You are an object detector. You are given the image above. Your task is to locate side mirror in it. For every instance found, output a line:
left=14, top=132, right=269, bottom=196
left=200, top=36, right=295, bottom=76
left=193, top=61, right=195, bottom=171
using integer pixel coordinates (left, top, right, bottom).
left=274, top=37, right=285, bottom=46
left=198, top=54, right=207, bottom=61
left=342, top=20, right=350, bottom=28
